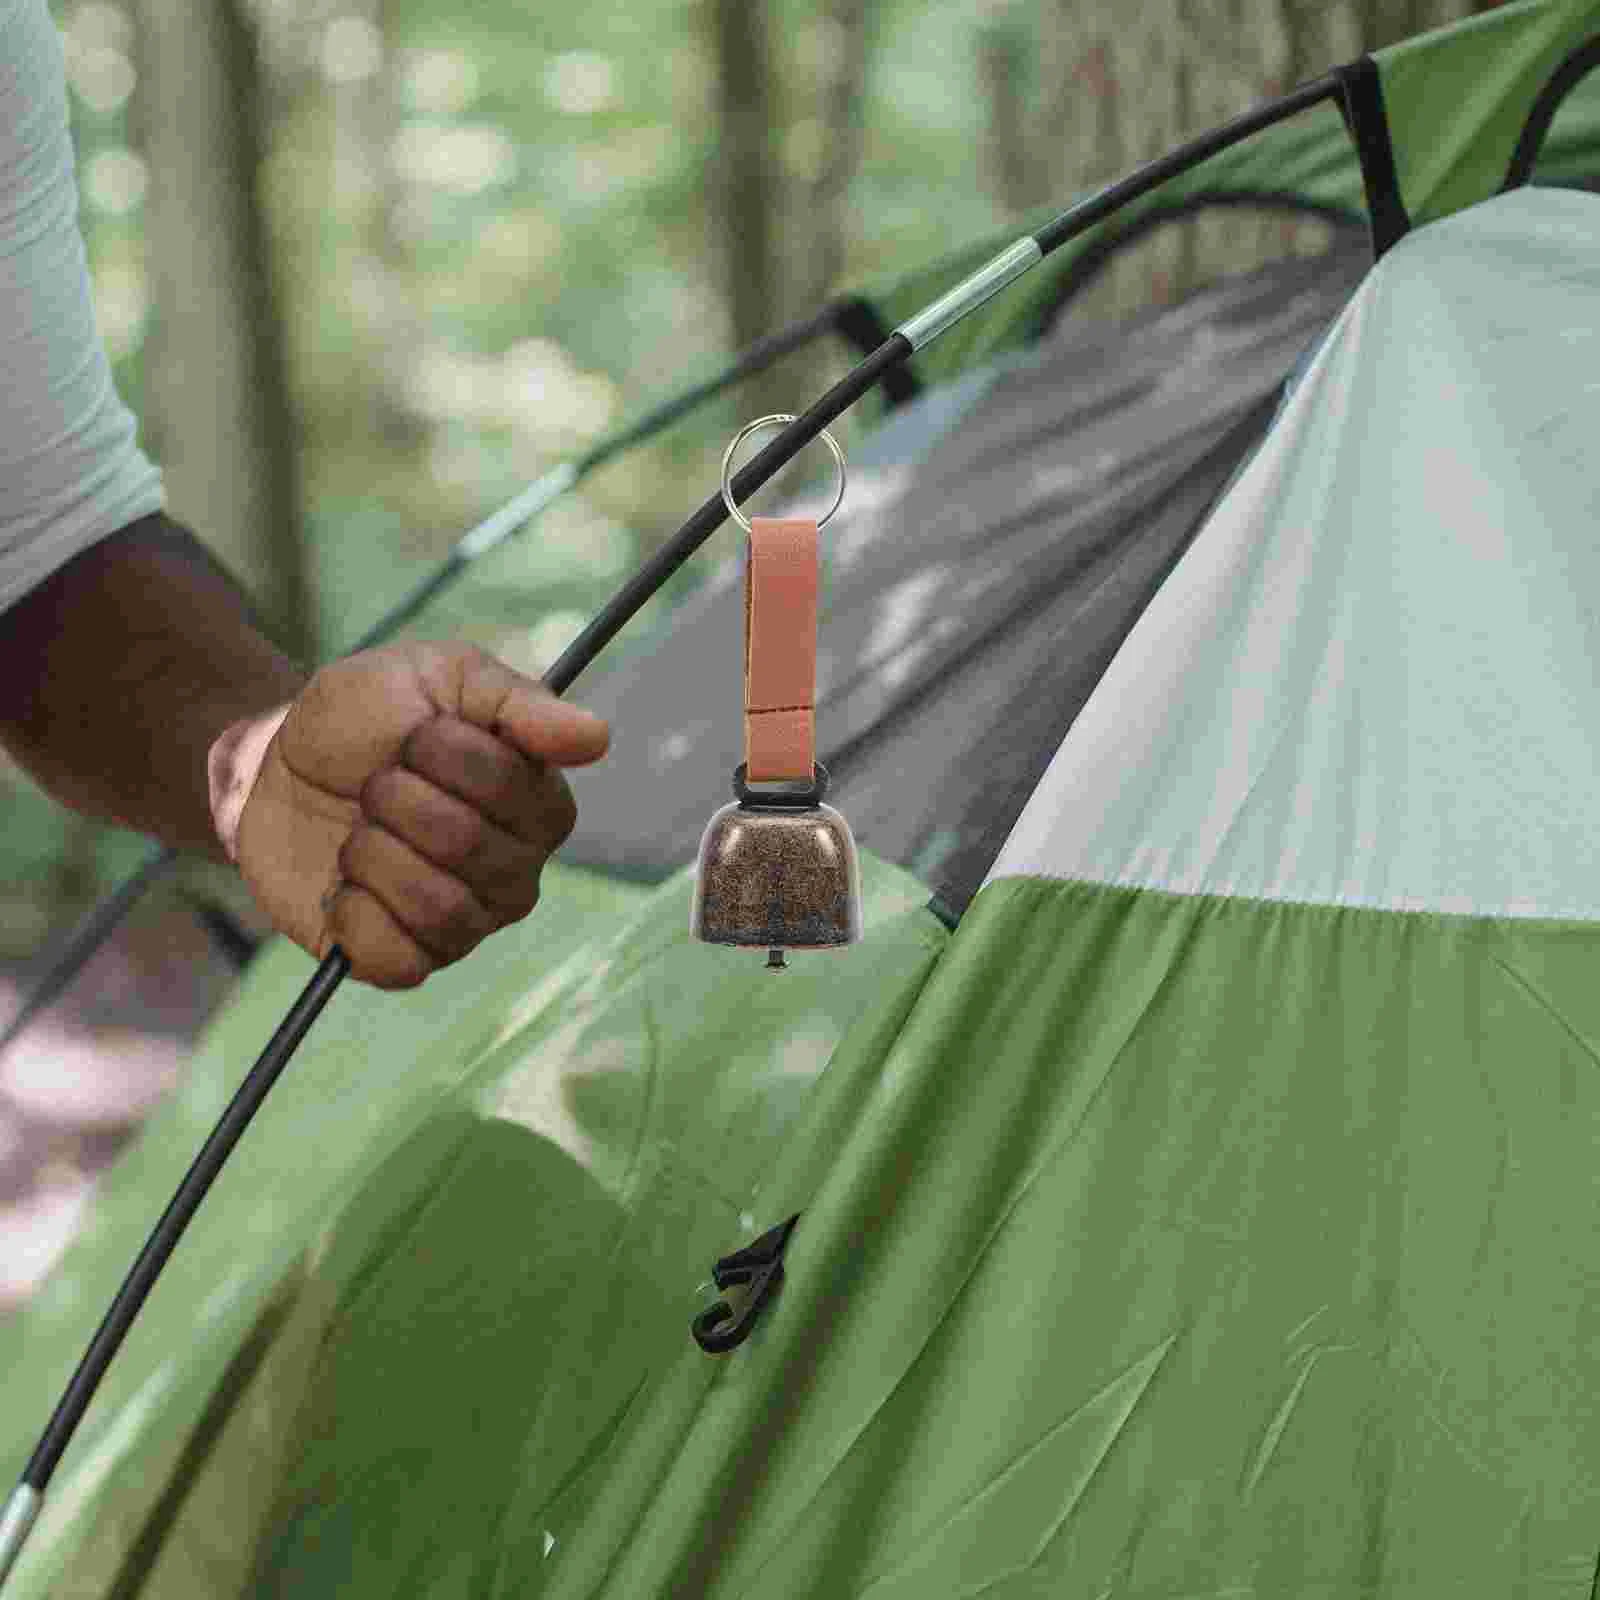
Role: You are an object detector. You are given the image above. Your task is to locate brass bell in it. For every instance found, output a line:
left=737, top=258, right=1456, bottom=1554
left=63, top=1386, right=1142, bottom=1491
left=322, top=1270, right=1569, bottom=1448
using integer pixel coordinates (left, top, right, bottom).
left=700, top=419, right=858, bottom=967
left=692, top=762, right=862, bottom=968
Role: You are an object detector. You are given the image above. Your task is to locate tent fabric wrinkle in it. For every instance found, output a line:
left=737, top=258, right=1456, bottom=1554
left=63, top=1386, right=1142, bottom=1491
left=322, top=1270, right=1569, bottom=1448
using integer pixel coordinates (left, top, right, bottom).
left=988, top=186, right=1600, bottom=920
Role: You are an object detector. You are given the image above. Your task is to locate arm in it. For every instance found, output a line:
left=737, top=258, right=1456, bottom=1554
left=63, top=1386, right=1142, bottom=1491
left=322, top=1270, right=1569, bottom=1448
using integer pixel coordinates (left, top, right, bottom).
left=0, top=511, right=306, bottom=862
left=0, top=512, right=611, bottom=989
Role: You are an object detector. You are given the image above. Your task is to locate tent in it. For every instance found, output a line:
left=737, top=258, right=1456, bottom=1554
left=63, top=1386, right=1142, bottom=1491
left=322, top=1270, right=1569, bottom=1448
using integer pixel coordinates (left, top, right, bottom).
left=5, top=4, right=1600, bottom=1594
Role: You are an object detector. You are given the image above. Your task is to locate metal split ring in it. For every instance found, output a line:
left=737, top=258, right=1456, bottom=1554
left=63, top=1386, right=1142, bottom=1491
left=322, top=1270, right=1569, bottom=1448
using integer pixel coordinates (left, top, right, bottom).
left=719, top=414, right=848, bottom=534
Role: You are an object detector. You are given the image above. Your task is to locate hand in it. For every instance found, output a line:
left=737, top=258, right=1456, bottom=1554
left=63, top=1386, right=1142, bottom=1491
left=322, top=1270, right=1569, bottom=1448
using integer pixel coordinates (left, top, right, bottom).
left=230, top=642, right=609, bottom=989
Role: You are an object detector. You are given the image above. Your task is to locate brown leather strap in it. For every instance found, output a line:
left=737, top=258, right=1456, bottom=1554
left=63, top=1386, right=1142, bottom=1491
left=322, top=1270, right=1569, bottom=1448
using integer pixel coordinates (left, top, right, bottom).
left=744, top=516, right=818, bottom=781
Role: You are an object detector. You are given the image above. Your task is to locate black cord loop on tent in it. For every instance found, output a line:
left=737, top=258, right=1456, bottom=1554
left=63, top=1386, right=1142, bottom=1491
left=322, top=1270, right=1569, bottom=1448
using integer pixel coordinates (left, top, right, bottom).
left=1503, top=35, right=1600, bottom=191
left=832, top=298, right=922, bottom=407
left=1332, top=57, right=1411, bottom=259
left=691, top=1213, right=800, bottom=1354
left=10, top=53, right=1424, bottom=1529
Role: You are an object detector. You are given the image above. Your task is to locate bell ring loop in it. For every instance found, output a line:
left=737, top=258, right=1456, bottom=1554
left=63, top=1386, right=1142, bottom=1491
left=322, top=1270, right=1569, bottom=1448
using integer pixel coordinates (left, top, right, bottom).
left=719, top=413, right=848, bottom=535
left=732, top=760, right=830, bottom=808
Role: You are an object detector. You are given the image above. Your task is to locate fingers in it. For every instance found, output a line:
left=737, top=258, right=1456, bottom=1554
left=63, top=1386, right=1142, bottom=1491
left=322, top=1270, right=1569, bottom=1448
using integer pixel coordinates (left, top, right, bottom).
left=338, top=822, right=503, bottom=962
left=331, top=752, right=560, bottom=987
left=400, top=716, right=578, bottom=849
left=451, top=651, right=610, bottom=768
left=320, top=883, right=437, bottom=991
left=360, top=767, right=543, bottom=915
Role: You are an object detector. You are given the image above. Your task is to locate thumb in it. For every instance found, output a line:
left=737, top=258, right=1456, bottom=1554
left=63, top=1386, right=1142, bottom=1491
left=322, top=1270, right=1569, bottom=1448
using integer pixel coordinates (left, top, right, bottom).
left=457, top=649, right=610, bottom=767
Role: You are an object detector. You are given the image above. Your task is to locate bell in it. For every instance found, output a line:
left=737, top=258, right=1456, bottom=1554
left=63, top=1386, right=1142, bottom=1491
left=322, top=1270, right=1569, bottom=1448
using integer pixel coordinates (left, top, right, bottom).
left=692, top=762, right=862, bottom=966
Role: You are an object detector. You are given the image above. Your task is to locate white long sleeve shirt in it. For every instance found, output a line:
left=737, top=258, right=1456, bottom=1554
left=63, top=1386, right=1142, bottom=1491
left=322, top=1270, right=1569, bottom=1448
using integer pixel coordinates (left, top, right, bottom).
left=0, top=0, right=163, bottom=614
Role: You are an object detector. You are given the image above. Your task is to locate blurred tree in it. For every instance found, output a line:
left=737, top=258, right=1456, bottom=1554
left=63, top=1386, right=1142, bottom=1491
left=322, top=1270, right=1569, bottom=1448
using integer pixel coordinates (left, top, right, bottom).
left=787, top=0, right=871, bottom=313
left=712, top=0, right=783, bottom=418
left=132, top=0, right=313, bottom=660
left=712, top=0, right=872, bottom=425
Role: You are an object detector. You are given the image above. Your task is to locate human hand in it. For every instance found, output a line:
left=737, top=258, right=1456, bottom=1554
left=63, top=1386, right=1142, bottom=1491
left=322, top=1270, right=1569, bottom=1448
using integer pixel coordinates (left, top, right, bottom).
left=215, top=642, right=609, bottom=988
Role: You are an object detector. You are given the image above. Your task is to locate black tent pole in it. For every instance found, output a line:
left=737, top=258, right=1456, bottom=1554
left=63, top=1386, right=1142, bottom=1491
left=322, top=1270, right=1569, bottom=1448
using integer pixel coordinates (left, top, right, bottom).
left=2, top=66, right=1374, bottom=1586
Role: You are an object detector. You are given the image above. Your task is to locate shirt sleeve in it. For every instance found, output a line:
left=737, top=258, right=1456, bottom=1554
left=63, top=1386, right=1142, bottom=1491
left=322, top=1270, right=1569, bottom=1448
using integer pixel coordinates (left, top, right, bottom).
left=0, top=0, right=163, bottom=615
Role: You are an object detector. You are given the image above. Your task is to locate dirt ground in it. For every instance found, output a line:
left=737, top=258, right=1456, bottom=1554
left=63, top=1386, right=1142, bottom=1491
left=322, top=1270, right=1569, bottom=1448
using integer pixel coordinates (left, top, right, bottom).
left=0, top=901, right=246, bottom=1314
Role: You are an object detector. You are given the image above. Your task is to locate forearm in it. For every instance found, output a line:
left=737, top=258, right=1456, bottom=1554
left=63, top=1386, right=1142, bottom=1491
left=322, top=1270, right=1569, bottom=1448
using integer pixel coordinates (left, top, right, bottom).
left=0, top=512, right=308, bottom=861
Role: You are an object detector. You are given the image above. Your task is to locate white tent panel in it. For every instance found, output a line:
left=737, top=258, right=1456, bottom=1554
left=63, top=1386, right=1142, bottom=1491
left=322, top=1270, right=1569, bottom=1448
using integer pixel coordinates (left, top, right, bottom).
left=988, top=186, right=1600, bottom=918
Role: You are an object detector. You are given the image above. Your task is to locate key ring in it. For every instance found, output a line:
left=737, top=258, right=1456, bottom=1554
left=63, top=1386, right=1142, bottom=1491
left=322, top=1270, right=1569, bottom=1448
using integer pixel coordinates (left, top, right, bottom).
left=720, top=413, right=848, bottom=534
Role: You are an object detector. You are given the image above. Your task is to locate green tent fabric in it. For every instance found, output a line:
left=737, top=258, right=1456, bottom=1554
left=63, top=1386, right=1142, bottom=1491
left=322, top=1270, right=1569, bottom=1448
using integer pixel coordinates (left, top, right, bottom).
left=6, top=7, right=1600, bottom=1596
left=0, top=860, right=646, bottom=1585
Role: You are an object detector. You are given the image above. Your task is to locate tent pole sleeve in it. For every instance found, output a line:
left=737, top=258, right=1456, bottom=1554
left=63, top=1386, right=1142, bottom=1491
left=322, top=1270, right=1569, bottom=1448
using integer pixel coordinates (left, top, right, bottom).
left=1333, top=57, right=1410, bottom=258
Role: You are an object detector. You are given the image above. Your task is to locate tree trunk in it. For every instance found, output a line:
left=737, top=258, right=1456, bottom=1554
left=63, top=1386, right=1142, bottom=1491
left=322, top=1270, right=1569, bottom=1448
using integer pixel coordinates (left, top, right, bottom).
left=790, top=0, right=871, bottom=312
left=713, top=0, right=783, bottom=372
left=1343, top=0, right=1507, bottom=52
left=978, top=5, right=1036, bottom=216
left=711, top=0, right=874, bottom=447
left=132, top=0, right=312, bottom=661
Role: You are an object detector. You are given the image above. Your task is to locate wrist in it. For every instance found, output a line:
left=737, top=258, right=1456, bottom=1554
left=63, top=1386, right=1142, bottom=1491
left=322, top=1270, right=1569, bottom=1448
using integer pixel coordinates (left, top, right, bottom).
left=207, top=702, right=293, bottom=863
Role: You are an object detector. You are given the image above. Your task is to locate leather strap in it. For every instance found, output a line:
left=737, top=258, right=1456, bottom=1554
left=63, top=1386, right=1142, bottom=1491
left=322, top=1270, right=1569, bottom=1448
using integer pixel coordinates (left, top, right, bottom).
left=744, top=516, right=818, bottom=781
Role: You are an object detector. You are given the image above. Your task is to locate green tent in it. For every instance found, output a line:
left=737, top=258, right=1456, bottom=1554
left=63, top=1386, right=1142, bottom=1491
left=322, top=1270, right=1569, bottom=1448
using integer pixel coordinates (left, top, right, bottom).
left=5, top=4, right=1600, bottom=1594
